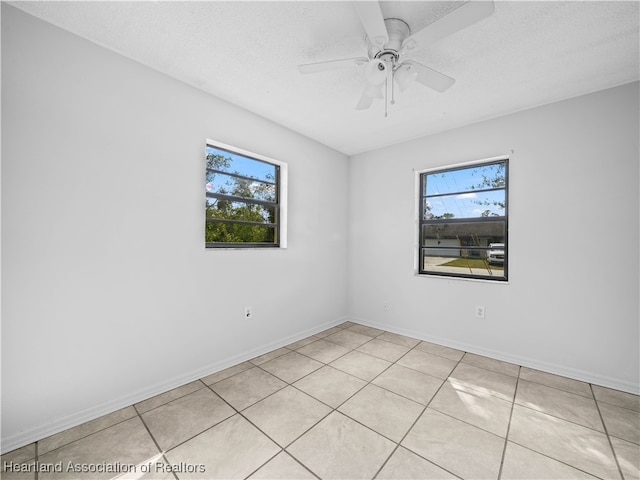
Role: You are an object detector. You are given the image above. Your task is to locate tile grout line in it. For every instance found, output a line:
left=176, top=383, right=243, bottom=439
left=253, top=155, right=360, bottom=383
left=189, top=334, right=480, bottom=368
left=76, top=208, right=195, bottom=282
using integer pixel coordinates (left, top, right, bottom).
left=518, top=375, right=595, bottom=400
left=135, top=377, right=250, bottom=458
left=9, top=321, right=636, bottom=479
left=371, top=349, right=468, bottom=480
left=515, top=368, right=625, bottom=477
left=226, top=355, right=343, bottom=480
left=386, top=349, right=515, bottom=440
left=134, top=380, right=208, bottom=416
left=292, top=339, right=358, bottom=369
left=143, top=384, right=247, bottom=463
left=200, top=385, right=286, bottom=478
left=512, top=399, right=620, bottom=436
left=465, top=362, right=622, bottom=479
left=596, top=400, right=640, bottom=415
left=196, top=378, right=299, bottom=479
left=249, top=328, right=419, bottom=478
left=414, top=352, right=602, bottom=479
left=243, top=452, right=321, bottom=480
left=33, top=410, right=140, bottom=459
left=500, top=380, right=625, bottom=478
left=298, top=332, right=418, bottom=479
left=496, top=365, right=521, bottom=480
left=139, top=329, right=487, bottom=456
left=0, top=326, right=418, bottom=458
left=34, top=441, right=39, bottom=480
left=505, top=438, right=614, bottom=479
left=590, top=383, right=626, bottom=480
left=285, top=332, right=400, bottom=412
left=323, top=334, right=429, bottom=420
left=312, top=329, right=526, bottom=478
left=132, top=404, right=180, bottom=480
left=239, top=347, right=347, bottom=480
left=276, top=333, right=394, bottom=478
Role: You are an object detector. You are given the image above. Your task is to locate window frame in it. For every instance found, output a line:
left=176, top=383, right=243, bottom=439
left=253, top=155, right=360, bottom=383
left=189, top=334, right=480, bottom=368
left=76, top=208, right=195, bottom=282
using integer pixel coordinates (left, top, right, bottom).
left=416, top=156, right=509, bottom=282
left=205, top=139, right=288, bottom=249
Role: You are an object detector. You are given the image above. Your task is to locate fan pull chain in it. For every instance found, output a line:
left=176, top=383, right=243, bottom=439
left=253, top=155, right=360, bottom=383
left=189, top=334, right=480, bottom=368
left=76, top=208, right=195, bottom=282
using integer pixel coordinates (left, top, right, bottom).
left=391, top=70, right=396, bottom=106
left=384, top=77, right=388, bottom=118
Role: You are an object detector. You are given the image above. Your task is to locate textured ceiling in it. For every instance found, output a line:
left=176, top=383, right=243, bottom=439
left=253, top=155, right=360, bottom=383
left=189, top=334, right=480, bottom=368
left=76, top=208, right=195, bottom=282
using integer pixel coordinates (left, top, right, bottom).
left=10, top=1, right=640, bottom=155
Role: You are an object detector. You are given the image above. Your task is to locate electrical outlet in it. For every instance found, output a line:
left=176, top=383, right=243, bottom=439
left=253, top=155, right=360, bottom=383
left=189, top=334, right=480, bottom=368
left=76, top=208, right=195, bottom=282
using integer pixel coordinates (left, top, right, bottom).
left=244, top=306, right=252, bottom=319
left=475, top=306, right=485, bottom=319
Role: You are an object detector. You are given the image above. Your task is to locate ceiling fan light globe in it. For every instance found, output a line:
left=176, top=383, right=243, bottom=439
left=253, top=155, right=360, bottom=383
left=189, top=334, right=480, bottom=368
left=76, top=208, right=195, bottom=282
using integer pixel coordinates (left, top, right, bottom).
left=365, top=59, right=387, bottom=85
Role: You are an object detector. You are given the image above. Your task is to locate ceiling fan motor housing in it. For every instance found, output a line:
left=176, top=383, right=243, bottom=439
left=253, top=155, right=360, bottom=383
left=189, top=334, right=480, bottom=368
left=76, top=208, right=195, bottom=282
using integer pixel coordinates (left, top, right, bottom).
left=367, top=18, right=411, bottom=67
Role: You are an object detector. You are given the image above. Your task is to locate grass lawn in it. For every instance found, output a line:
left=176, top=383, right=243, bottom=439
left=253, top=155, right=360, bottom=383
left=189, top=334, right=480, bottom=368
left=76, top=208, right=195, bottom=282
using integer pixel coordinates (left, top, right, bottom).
left=441, top=258, right=504, bottom=270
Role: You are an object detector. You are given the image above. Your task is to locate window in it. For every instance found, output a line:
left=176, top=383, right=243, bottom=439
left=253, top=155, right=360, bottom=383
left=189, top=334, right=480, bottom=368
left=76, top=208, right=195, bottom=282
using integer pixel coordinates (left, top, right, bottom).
left=205, top=141, right=287, bottom=248
left=418, top=157, right=508, bottom=281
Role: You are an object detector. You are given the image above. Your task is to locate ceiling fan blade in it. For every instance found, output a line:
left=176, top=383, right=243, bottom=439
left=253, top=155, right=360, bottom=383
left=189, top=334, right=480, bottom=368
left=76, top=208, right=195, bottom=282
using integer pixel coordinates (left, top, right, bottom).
left=355, top=82, right=385, bottom=110
left=353, top=1, right=389, bottom=49
left=402, top=1, right=494, bottom=51
left=355, top=92, right=375, bottom=110
left=403, top=61, right=455, bottom=92
left=298, top=57, right=369, bottom=74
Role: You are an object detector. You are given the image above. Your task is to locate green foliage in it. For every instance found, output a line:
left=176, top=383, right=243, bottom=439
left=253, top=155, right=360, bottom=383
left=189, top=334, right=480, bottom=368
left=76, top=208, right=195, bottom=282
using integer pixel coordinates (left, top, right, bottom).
left=470, top=162, right=506, bottom=189
left=481, top=209, right=500, bottom=217
left=205, top=221, right=275, bottom=244
left=205, top=153, right=277, bottom=244
left=471, top=162, right=506, bottom=212
left=206, top=153, right=231, bottom=172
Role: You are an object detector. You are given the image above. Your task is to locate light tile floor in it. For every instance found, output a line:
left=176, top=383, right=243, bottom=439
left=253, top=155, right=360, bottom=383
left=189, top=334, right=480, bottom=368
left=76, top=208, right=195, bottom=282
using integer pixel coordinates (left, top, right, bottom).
left=3, top=321, right=639, bottom=480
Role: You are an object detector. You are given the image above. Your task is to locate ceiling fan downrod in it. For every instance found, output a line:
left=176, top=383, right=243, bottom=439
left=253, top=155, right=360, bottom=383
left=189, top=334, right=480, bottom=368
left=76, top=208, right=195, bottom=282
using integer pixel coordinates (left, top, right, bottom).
left=368, top=18, right=411, bottom=60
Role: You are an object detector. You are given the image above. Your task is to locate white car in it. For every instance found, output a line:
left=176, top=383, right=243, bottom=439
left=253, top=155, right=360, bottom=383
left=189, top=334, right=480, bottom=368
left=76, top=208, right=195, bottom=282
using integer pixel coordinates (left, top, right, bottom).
left=487, top=243, right=505, bottom=264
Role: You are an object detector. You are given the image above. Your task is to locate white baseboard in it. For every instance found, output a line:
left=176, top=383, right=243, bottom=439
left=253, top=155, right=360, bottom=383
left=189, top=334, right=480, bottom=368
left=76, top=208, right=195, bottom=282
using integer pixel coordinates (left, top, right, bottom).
left=1, top=316, right=349, bottom=455
left=347, top=315, right=640, bottom=395
left=6, top=314, right=635, bottom=454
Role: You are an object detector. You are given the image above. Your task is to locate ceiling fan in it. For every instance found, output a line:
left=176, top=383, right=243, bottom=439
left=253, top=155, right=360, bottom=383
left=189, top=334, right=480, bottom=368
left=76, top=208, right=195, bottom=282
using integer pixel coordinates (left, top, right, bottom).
left=298, top=1, right=495, bottom=113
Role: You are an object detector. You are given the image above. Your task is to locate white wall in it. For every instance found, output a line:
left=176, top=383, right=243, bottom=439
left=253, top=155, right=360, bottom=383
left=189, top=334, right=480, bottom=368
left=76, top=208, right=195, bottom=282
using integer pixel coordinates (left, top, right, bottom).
left=348, top=82, right=639, bottom=394
left=3, top=2, right=639, bottom=455
left=1, top=5, right=349, bottom=452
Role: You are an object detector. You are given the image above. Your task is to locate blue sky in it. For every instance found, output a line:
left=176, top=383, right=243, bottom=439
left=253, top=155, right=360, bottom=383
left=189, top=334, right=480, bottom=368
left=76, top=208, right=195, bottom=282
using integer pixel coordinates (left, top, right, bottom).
left=424, top=162, right=506, bottom=219
left=206, top=145, right=275, bottom=183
